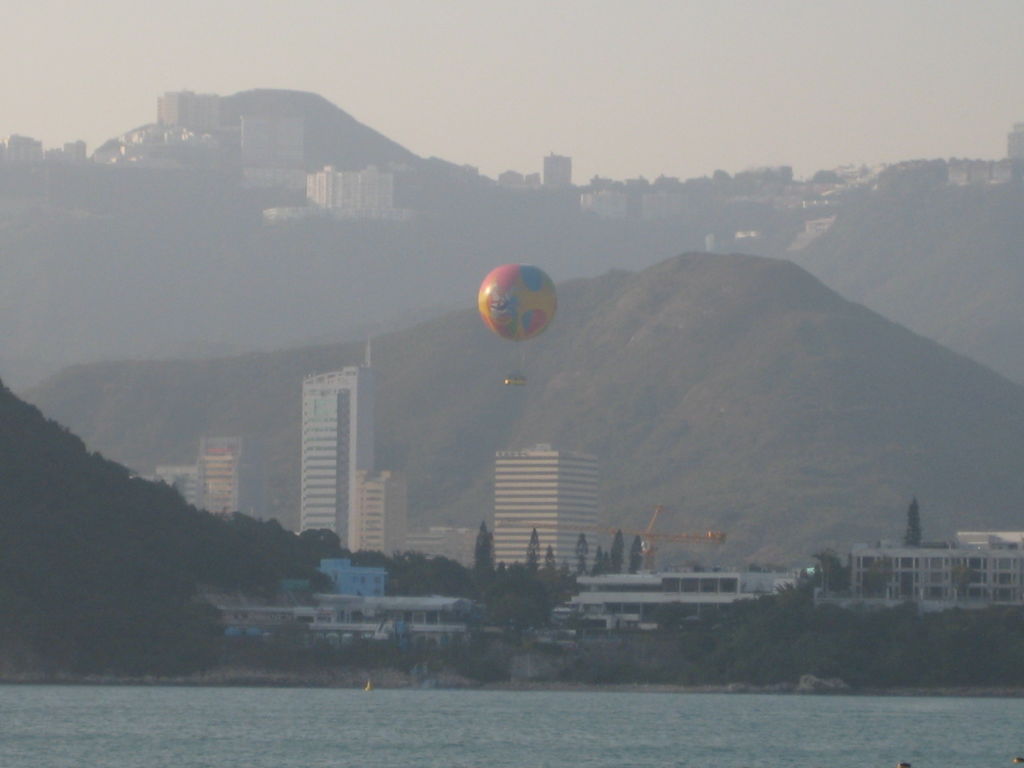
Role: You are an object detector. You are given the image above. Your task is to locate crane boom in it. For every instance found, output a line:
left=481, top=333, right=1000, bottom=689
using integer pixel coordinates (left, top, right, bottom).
left=495, top=505, right=725, bottom=571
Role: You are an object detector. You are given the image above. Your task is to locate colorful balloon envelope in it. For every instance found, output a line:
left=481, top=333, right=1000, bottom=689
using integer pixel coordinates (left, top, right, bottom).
left=477, top=264, right=557, bottom=341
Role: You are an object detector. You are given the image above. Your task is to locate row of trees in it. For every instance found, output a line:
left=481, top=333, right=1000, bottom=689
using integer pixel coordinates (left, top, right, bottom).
left=473, top=522, right=645, bottom=578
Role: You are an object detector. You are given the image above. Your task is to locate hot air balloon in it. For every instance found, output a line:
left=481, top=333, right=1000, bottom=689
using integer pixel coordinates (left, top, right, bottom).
left=477, top=264, right=556, bottom=384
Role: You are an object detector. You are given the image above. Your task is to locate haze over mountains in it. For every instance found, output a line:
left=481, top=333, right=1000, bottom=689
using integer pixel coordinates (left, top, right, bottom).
left=28, top=252, right=1024, bottom=564
left=2, top=90, right=1023, bottom=391
left=6, top=88, right=1024, bottom=564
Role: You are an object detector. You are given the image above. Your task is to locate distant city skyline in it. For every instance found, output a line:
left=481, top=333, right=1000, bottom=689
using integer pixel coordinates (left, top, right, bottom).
left=3, top=0, right=1023, bottom=182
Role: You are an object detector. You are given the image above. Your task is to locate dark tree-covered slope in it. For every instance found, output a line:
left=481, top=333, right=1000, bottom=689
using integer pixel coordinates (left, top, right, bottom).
left=0, top=382, right=327, bottom=676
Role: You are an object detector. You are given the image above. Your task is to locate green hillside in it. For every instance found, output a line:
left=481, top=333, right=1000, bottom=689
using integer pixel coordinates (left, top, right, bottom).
left=28, top=253, right=1024, bottom=564
left=0, top=381, right=329, bottom=676
left=787, top=176, right=1024, bottom=382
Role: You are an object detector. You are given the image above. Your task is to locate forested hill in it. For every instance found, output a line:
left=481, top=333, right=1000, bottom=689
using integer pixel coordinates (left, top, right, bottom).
left=28, top=252, right=1024, bottom=564
left=786, top=171, right=1024, bottom=383
left=0, top=380, right=330, bottom=676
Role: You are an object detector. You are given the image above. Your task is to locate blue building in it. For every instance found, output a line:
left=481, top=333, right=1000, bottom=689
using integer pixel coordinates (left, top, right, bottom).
left=319, top=558, right=387, bottom=596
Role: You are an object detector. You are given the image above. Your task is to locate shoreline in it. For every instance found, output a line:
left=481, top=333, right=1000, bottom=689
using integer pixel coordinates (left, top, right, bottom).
left=2, top=669, right=1024, bottom=697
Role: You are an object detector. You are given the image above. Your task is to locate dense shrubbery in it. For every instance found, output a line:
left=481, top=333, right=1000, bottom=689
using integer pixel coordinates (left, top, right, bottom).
left=676, top=587, right=1024, bottom=688
left=565, top=587, right=1024, bottom=689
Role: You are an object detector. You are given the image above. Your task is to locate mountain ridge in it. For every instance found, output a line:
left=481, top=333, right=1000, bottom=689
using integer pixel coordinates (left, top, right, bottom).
left=28, top=252, right=1024, bottom=563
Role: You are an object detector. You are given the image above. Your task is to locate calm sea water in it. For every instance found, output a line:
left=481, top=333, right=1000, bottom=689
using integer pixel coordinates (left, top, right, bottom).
left=0, top=685, right=1021, bottom=768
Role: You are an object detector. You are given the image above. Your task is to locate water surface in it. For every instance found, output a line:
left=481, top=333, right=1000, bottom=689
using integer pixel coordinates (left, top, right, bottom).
left=1, top=685, right=1020, bottom=767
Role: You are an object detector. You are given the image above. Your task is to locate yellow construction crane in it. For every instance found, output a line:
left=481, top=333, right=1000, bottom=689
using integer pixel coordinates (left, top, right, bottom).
left=588, top=506, right=726, bottom=571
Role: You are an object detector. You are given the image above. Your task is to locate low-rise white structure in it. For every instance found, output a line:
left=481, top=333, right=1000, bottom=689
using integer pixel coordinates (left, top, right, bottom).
left=570, top=569, right=794, bottom=629
left=309, top=594, right=475, bottom=646
left=214, top=593, right=476, bottom=646
left=847, top=531, right=1024, bottom=607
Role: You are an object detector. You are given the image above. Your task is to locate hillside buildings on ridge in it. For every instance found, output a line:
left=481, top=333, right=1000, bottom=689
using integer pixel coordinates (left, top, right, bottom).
left=304, top=164, right=413, bottom=221
left=157, top=91, right=222, bottom=132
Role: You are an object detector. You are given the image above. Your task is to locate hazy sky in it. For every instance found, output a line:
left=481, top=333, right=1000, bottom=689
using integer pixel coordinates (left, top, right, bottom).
left=3, top=0, right=1022, bottom=182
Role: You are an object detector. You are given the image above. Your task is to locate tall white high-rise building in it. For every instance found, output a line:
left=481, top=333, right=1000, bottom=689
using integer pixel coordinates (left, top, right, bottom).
left=493, top=443, right=598, bottom=565
left=300, top=366, right=374, bottom=539
left=349, top=469, right=407, bottom=554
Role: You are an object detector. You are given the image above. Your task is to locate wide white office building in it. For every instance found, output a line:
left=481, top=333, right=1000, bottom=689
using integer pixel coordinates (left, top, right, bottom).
left=300, top=367, right=374, bottom=540
left=493, top=444, right=598, bottom=565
